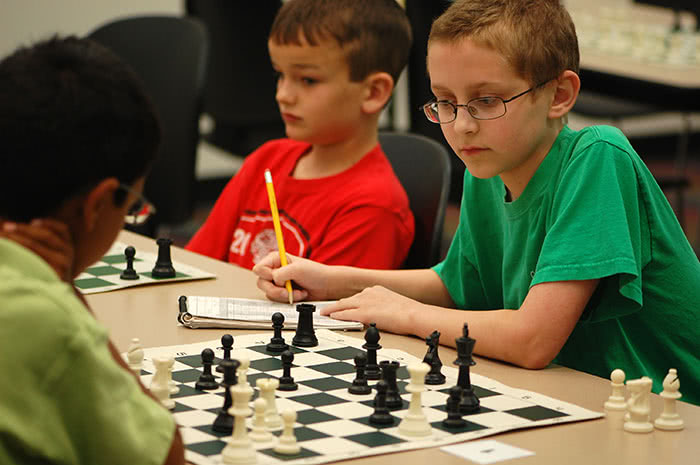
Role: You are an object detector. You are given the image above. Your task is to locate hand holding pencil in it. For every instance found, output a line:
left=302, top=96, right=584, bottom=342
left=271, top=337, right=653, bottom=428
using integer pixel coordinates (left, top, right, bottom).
left=264, top=169, right=294, bottom=304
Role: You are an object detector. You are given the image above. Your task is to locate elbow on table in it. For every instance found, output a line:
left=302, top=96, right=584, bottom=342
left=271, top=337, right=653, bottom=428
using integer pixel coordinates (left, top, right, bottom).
left=513, top=339, right=560, bottom=370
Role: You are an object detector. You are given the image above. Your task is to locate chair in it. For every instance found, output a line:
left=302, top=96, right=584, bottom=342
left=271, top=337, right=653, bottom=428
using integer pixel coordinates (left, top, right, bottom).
left=185, top=1, right=285, bottom=158
left=379, top=132, right=452, bottom=269
left=88, top=15, right=209, bottom=234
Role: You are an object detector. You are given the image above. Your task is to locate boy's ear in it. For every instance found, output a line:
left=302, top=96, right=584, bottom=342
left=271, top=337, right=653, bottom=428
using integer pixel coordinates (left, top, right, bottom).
left=79, top=178, right=121, bottom=232
left=361, top=71, right=394, bottom=115
left=548, top=70, right=580, bottom=119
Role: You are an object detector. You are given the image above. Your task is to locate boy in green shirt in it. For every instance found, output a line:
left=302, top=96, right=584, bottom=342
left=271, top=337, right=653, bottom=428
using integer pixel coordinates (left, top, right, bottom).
left=0, top=37, right=185, bottom=464
left=253, top=0, right=700, bottom=405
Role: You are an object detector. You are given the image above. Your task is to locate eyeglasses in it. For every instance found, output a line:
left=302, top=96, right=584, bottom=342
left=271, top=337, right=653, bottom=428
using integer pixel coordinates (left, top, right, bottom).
left=421, top=80, right=552, bottom=124
left=118, top=184, right=156, bottom=225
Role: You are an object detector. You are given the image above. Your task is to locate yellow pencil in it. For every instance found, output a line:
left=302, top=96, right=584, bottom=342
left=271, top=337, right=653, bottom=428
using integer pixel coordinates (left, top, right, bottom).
left=264, top=169, right=294, bottom=304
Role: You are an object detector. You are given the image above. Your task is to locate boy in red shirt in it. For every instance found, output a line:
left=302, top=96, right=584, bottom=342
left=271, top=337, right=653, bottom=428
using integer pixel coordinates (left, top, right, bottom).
left=186, top=0, right=414, bottom=270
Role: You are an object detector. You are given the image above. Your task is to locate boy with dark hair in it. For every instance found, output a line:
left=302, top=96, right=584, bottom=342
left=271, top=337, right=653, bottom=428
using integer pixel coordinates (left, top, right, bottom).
left=186, top=0, right=415, bottom=270
left=0, top=36, right=185, bottom=464
left=253, top=0, right=700, bottom=405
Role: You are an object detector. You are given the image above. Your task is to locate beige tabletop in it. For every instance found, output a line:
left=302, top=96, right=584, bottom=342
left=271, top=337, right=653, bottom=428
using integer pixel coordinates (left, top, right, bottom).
left=87, top=230, right=699, bottom=465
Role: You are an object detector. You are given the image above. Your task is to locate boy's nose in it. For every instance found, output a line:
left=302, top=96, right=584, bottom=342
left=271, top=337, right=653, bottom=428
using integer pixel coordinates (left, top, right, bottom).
left=453, top=107, right=478, bottom=134
left=275, top=81, right=294, bottom=105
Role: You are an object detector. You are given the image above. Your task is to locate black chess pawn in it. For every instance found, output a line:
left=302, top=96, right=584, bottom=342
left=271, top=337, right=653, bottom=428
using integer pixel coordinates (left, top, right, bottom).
left=195, top=348, right=219, bottom=390
left=216, top=334, right=234, bottom=373
left=267, top=312, right=289, bottom=352
left=378, top=360, right=403, bottom=410
left=277, top=349, right=298, bottom=391
left=119, top=246, right=139, bottom=280
left=455, top=323, right=480, bottom=414
left=369, top=380, right=395, bottom=425
left=363, top=323, right=382, bottom=380
left=443, top=386, right=468, bottom=428
left=292, top=303, right=318, bottom=347
left=212, top=358, right=240, bottom=434
left=423, top=330, right=446, bottom=385
left=151, top=237, right=176, bottom=278
left=348, top=353, right=372, bottom=395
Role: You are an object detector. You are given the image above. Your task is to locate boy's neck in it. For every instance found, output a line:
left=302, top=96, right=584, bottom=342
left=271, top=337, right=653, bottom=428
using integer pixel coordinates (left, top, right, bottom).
left=292, top=125, right=379, bottom=179
left=500, top=120, right=564, bottom=202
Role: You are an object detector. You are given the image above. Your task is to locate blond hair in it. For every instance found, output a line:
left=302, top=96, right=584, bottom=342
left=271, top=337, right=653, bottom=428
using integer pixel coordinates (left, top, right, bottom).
left=429, top=0, right=579, bottom=86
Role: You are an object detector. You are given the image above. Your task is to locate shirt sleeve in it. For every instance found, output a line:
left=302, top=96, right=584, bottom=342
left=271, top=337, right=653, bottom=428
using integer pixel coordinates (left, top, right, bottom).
left=533, top=138, right=648, bottom=321
left=310, top=205, right=414, bottom=269
left=2, top=292, right=175, bottom=465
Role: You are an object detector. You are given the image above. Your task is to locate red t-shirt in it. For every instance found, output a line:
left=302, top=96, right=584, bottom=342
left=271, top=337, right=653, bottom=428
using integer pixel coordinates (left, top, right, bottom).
left=186, top=139, right=414, bottom=270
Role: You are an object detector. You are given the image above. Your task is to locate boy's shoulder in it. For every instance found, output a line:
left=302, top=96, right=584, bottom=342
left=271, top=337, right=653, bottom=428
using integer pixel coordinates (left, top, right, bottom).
left=0, top=239, right=99, bottom=349
left=560, top=124, right=635, bottom=156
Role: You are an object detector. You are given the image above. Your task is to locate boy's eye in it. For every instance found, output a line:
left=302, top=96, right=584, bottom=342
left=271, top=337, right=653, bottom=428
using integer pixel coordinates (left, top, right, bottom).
left=301, top=77, right=317, bottom=86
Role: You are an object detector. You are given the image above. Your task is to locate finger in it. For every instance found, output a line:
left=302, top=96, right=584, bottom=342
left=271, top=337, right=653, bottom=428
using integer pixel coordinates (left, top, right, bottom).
left=326, top=308, right=363, bottom=322
left=252, top=263, right=274, bottom=280
left=5, top=221, right=65, bottom=250
left=31, top=218, right=72, bottom=243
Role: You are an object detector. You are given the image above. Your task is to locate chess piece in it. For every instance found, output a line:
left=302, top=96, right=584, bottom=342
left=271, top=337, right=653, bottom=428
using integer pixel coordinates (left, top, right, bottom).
left=423, top=330, right=446, bottom=385
left=217, top=334, right=234, bottom=373
left=604, top=368, right=627, bottom=412
left=378, top=360, right=403, bottom=410
left=654, top=368, right=684, bottom=431
left=454, top=323, right=479, bottom=414
left=221, top=383, right=256, bottom=464
left=249, top=398, right=274, bottom=442
left=266, top=312, right=289, bottom=352
left=443, top=386, right=468, bottom=428
left=273, top=410, right=301, bottom=455
left=120, top=246, right=139, bottom=280
left=150, top=356, right=175, bottom=410
left=369, top=380, right=394, bottom=425
left=348, top=352, right=372, bottom=395
left=151, top=237, right=176, bottom=278
left=213, top=359, right=241, bottom=434
left=126, top=337, right=144, bottom=376
left=363, top=323, right=382, bottom=380
left=236, top=355, right=251, bottom=390
left=278, top=350, right=298, bottom=391
left=167, top=356, right=179, bottom=395
left=623, top=377, right=653, bottom=433
left=195, top=348, right=219, bottom=390
left=398, top=363, right=432, bottom=437
left=292, top=303, right=318, bottom=347
left=257, top=378, right=282, bottom=430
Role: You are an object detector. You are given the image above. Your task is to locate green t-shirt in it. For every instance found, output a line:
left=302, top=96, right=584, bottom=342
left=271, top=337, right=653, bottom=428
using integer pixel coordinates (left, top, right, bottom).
left=434, top=125, right=700, bottom=405
left=0, top=238, right=175, bottom=464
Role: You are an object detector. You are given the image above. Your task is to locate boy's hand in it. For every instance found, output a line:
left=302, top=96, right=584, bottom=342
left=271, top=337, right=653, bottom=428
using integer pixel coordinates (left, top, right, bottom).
left=253, top=252, right=334, bottom=303
left=319, top=285, right=420, bottom=336
left=1, top=219, right=74, bottom=282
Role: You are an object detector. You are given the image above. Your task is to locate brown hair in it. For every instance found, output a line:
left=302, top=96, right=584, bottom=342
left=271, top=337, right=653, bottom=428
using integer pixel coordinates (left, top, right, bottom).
left=429, top=0, right=579, bottom=86
left=269, top=0, right=412, bottom=83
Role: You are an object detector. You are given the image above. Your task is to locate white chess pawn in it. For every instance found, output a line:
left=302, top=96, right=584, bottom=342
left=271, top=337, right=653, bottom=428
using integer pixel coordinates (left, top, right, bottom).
left=166, top=356, right=179, bottom=395
left=398, top=363, right=432, bottom=437
left=257, top=378, right=282, bottom=430
left=623, top=377, right=653, bottom=433
left=236, top=355, right=251, bottom=390
left=249, top=398, right=274, bottom=443
left=604, top=368, right=627, bottom=412
left=150, top=356, right=175, bottom=410
left=654, top=368, right=684, bottom=431
left=126, top=338, right=144, bottom=376
left=222, top=384, right=256, bottom=464
left=273, top=410, right=300, bottom=455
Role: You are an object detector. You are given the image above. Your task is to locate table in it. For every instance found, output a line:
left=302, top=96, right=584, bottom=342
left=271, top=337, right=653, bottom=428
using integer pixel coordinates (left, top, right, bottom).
left=87, top=230, right=700, bottom=465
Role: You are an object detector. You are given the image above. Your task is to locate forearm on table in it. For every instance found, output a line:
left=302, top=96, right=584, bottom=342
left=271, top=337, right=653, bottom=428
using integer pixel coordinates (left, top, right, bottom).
left=329, top=267, right=453, bottom=306
left=406, top=304, right=547, bottom=368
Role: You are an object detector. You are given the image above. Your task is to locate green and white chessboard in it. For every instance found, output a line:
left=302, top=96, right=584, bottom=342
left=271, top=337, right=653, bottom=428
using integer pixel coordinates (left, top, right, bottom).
left=75, top=241, right=215, bottom=295
left=134, top=330, right=602, bottom=465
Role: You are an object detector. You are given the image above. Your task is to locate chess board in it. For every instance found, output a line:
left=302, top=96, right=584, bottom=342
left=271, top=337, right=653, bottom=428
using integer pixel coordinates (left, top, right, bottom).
left=75, top=241, right=215, bottom=295
left=133, top=330, right=603, bottom=465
